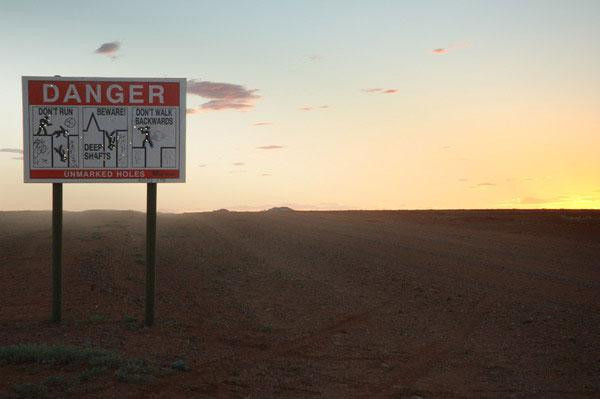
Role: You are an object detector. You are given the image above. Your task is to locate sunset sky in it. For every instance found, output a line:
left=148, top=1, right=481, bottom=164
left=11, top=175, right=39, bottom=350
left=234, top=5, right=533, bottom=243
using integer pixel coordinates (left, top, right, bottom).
left=1, top=1, right=599, bottom=211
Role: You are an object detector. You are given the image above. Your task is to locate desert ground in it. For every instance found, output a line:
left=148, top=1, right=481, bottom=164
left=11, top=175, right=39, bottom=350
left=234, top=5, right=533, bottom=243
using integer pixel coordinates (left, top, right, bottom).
left=0, top=209, right=599, bottom=398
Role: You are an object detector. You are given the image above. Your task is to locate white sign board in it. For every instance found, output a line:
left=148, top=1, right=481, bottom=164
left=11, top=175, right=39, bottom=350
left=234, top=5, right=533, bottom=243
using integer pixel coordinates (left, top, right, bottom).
left=22, top=76, right=186, bottom=183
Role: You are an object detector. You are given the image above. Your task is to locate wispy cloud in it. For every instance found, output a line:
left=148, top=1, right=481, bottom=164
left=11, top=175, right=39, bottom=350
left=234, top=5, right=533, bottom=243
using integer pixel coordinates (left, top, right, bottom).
left=299, top=105, right=329, bottom=111
left=470, top=182, right=496, bottom=189
left=198, top=164, right=207, bottom=168
left=253, top=122, right=271, bottom=126
left=187, top=79, right=260, bottom=112
left=186, top=108, right=198, bottom=114
left=257, top=145, right=283, bottom=150
left=307, top=54, right=323, bottom=62
left=432, top=42, right=470, bottom=55
left=12, top=156, right=23, bottom=160
left=94, top=41, right=121, bottom=59
left=232, top=162, right=245, bottom=166
left=362, top=88, right=397, bottom=94
left=261, top=173, right=271, bottom=177
left=0, top=148, right=23, bottom=154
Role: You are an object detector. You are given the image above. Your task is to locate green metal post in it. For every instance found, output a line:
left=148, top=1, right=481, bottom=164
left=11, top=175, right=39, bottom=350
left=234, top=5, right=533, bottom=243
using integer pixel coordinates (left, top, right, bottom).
left=145, top=183, right=157, bottom=326
left=52, top=183, right=62, bottom=322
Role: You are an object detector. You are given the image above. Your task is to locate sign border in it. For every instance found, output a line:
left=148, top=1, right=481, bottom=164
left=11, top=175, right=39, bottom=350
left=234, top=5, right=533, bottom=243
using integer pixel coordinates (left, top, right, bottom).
left=22, top=76, right=186, bottom=183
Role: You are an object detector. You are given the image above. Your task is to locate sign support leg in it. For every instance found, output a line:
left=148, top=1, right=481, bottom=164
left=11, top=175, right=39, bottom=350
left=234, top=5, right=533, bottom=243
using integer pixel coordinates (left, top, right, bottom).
left=145, top=183, right=157, bottom=326
left=52, top=183, right=62, bottom=322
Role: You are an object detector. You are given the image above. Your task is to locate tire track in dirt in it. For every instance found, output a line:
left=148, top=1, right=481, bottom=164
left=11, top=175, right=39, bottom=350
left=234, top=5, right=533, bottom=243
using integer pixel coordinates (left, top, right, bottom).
left=176, top=212, right=596, bottom=392
left=192, top=296, right=399, bottom=377
left=368, top=294, right=494, bottom=397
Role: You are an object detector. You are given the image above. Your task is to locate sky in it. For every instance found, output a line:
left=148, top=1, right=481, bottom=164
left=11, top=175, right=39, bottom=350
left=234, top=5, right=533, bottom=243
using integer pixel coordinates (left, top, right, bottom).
left=1, top=0, right=599, bottom=211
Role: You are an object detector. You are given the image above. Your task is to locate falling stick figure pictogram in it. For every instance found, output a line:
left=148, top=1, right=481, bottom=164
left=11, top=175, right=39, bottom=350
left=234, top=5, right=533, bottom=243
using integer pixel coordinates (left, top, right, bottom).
left=135, top=125, right=153, bottom=148
left=106, top=131, right=118, bottom=151
left=52, top=126, right=69, bottom=138
left=36, top=115, right=52, bottom=135
left=54, top=145, right=69, bottom=162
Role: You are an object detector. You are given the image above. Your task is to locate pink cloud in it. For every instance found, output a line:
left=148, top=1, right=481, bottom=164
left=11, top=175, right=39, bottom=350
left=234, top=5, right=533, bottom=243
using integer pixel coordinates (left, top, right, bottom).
left=470, top=182, right=496, bottom=189
left=94, top=41, right=121, bottom=59
left=299, top=105, right=328, bottom=111
left=199, top=100, right=254, bottom=111
left=257, top=145, right=283, bottom=150
left=432, top=42, right=470, bottom=55
left=0, top=148, right=23, bottom=154
left=253, top=122, right=271, bottom=126
left=187, top=79, right=260, bottom=112
left=362, top=88, right=397, bottom=94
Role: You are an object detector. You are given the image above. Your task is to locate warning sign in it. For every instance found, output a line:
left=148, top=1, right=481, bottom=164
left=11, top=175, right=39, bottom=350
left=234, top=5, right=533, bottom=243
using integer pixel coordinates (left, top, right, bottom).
left=22, top=77, right=186, bottom=183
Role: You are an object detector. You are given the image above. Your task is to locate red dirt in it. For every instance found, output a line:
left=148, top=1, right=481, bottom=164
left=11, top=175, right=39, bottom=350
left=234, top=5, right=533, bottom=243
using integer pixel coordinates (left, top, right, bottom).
left=1, top=210, right=599, bottom=398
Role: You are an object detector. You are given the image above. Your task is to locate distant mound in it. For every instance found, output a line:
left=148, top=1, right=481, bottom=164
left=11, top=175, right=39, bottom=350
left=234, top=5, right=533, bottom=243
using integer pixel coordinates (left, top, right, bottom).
left=212, top=208, right=231, bottom=213
left=265, top=206, right=295, bottom=213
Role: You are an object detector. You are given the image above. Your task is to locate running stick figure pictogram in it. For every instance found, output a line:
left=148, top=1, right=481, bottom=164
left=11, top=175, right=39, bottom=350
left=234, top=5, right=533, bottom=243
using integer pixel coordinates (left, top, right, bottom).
left=36, top=115, right=52, bottom=135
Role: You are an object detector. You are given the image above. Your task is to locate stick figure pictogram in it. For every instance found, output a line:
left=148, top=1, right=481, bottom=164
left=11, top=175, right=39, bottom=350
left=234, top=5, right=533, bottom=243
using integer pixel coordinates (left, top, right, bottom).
left=135, top=125, right=153, bottom=148
left=54, top=145, right=69, bottom=162
left=106, top=130, right=118, bottom=151
left=52, top=126, right=69, bottom=138
left=36, top=115, right=52, bottom=135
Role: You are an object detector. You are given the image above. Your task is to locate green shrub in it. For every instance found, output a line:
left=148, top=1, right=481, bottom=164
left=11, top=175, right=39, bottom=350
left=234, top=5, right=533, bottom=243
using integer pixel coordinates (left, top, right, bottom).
left=122, top=315, right=140, bottom=330
left=79, top=365, right=108, bottom=382
left=115, top=359, right=154, bottom=383
left=0, top=344, right=120, bottom=367
left=43, top=375, right=67, bottom=387
left=89, top=313, right=107, bottom=323
left=260, top=324, right=273, bottom=333
left=13, top=382, right=48, bottom=399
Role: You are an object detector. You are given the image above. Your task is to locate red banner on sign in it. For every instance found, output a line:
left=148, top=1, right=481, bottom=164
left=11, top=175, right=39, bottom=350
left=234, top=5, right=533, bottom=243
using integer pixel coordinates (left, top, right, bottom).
left=28, top=81, right=180, bottom=106
left=30, top=169, right=179, bottom=179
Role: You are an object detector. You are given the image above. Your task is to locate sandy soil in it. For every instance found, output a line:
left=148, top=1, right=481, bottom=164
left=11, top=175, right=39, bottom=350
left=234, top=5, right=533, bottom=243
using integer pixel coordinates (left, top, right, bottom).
left=1, top=209, right=599, bottom=398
